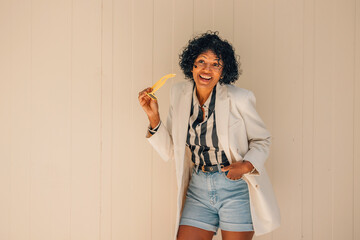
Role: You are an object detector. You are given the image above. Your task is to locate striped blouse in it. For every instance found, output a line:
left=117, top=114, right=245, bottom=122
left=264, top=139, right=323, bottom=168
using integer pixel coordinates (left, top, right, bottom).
left=186, top=84, right=229, bottom=166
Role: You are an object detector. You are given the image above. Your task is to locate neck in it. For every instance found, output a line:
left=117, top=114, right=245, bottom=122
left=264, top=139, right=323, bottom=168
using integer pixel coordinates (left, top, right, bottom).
left=196, top=87, right=212, bottom=106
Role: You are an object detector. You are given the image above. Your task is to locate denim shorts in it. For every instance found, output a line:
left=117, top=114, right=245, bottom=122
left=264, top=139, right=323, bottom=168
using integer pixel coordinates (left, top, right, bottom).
left=179, top=167, right=253, bottom=233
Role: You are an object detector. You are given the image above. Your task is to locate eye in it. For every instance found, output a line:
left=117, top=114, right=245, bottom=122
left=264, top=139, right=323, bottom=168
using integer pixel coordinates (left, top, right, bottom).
left=213, top=63, right=219, bottom=67
left=198, top=59, right=205, bottom=63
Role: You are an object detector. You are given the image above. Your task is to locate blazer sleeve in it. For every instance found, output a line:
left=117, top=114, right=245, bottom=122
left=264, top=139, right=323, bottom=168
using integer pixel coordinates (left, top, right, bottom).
left=145, top=87, right=175, bottom=162
left=240, top=90, right=272, bottom=175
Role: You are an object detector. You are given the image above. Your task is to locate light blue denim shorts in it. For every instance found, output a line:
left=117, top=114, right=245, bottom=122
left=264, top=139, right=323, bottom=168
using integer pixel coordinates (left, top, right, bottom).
left=179, top=167, right=253, bottom=233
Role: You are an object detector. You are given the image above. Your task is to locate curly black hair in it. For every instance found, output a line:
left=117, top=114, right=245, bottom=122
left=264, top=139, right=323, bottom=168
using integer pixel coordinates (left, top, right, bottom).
left=179, top=31, right=241, bottom=85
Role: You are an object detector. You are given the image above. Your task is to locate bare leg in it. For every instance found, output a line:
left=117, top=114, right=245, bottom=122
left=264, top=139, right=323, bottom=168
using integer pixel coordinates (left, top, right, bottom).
left=221, top=230, right=254, bottom=240
left=177, top=225, right=214, bottom=240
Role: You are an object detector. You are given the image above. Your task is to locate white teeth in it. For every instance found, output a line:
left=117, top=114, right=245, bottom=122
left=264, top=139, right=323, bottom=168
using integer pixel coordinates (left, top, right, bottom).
left=200, top=75, right=211, bottom=80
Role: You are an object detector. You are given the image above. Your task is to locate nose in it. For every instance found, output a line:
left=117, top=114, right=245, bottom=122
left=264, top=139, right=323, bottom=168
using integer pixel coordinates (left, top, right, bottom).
left=203, top=63, right=211, bottom=71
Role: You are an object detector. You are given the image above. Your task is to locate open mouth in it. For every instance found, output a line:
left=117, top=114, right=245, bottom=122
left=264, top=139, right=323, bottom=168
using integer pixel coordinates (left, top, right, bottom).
left=199, top=74, right=212, bottom=81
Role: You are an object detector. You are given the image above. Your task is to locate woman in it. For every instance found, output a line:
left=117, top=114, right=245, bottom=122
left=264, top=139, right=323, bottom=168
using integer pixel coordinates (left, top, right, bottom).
left=138, top=32, right=280, bottom=240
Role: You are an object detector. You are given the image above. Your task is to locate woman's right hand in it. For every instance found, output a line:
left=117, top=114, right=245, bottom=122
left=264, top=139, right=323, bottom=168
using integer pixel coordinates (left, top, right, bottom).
left=138, top=87, right=160, bottom=128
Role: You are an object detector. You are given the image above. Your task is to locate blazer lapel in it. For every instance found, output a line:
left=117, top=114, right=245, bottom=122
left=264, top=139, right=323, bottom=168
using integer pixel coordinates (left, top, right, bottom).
left=215, top=83, right=231, bottom=162
left=177, top=81, right=193, bottom=143
left=174, top=81, right=193, bottom=174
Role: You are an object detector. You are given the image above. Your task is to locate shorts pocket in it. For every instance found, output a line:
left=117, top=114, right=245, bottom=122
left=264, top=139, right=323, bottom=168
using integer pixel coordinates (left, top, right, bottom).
left=191, top=167, right=199, bottom=178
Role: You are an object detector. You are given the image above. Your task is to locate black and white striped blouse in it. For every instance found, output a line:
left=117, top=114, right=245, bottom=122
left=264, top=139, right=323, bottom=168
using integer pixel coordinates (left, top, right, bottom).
left=186, top=84, right=229, bottom=166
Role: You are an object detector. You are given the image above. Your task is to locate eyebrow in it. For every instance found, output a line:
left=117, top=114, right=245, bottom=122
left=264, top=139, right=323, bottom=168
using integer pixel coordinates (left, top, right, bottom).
left=198, top=55, right=221, bottom=61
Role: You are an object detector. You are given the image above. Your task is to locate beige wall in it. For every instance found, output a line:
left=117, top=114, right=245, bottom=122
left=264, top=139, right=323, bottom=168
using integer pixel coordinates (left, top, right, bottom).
left=1, top=0, right=359, bottom=239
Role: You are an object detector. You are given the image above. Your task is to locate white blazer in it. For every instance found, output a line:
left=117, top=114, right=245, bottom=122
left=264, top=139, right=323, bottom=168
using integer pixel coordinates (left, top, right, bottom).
left=146, top=80, right=280, bottom=239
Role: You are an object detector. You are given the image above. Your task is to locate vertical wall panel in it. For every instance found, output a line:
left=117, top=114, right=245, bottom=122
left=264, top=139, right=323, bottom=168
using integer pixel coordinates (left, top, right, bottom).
left=34, top=1, right=72, bottom=240
left=332, top=0, right=355, bottom=239
left=213, top=0, right=234, bottom=41
left=313, top=0, right=334, bottom=239
left=302, top=0, right=315, bottom=239
left=8, top=1, right=32, bottom=240
left=173, top=0, right=194, bottom=79
left=152, top=0, right=174, bottom=239
left=194, top=0, right=214, bottom=34
left=234, top=0, right=252, bottom=90
left=130, top=0, right=153, bottom=238
left=354, top=0, right=360, bottom=239
left=0, top=1, right=12, bottom=240
left=31, top=1, right=55, bottom=237
left=71, top=0, right=102, bottom=239
left=112, top=0, right=133, bottom=239
left=272, top=0, right=304, bottom=239
left=100, top=0, right=113, bottom=239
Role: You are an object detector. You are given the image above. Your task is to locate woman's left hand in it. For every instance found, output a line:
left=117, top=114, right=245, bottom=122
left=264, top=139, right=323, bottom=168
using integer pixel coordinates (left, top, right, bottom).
left=221, top=160, right=254, bottom=180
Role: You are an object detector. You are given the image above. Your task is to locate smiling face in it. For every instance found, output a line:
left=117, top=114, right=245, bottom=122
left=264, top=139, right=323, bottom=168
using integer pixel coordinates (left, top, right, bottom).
left=192, top=50, right=224, bottom=91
